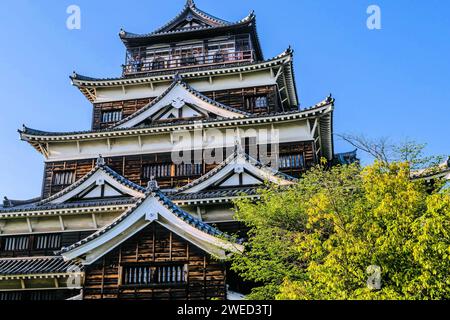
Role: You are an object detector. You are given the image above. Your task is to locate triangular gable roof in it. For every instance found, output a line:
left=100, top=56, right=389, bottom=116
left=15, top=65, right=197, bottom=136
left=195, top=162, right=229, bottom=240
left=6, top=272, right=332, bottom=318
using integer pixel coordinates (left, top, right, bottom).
left=176, top=147, right=297, bottom=195
left=119, top=0, right=254, bottom=40
left=113, top=77, right=250, bottom=129
left=153, top=0, right=232, bottom=34
left=59, top=184, right=243, bottom=264
left=38, top=157, right=146, bottom=206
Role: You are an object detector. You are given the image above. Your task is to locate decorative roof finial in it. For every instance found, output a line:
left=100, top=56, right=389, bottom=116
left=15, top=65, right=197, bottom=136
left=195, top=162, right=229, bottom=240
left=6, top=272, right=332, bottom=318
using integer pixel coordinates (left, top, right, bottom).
left=96, top=155, right=105, bottom=167
left=3, top=197, right=11, bottom=208
left=186, top=0, right=195, bottom=8
left=173, top=72, right=182, bottom=83
left=71, top=71, right=77, bottom=79
left=326, top=93, right=333, bottom=103
left=147, top=177, right=160, bottom=192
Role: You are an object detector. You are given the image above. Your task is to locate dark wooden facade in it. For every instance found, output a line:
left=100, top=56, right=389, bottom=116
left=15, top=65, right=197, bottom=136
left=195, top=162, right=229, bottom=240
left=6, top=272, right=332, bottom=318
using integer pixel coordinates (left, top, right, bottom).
left=83, top=223, right=226, bottom=300
left=92, top=85, right=281, bottom=130
left=0, top=231, right=94, bottom=258
left=42, top=141, right=315, bottom=198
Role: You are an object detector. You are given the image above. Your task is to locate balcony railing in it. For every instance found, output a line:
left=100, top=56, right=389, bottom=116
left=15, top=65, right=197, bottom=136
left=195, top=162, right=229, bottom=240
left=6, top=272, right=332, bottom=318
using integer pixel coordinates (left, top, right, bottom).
left=122, top=50, right=255, bottom=76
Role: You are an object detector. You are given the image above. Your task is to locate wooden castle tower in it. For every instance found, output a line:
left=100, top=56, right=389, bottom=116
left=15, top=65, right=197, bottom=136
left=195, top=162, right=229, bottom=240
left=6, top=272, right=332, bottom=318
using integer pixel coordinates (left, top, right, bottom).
left=0, top=0, right=351, bottom=300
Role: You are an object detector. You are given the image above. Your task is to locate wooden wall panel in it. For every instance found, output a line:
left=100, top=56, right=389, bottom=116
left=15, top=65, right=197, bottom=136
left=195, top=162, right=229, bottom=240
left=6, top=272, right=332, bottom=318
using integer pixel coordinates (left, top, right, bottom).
left=83, top=224, right=226, bottom=300
left=93, top=98, right=154, bottom=130
left=42, top=142, right=315, bottom=198
left=91, top=85, right=284, bottom=130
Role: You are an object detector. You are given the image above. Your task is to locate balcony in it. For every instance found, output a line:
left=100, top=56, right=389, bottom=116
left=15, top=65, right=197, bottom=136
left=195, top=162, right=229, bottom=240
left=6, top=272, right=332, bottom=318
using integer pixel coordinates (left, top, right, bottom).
left=122, top=50, right=255, bottom=76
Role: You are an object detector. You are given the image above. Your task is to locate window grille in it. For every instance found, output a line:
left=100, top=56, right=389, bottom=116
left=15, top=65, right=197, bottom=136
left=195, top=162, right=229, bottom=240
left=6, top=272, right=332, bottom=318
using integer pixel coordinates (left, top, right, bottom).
left=245, top=95, right=269, bottom=110
left=2, top=236, right=30, bottom=251
left=279, top=154, right=305, bottom=169
left=35, top=234, right=61, bottom=250
left=122, top=264, right=187, bottom=286
left=53, top=171, right=75, bottom=186
left=101, top=110, right=123, bottom=123
left=175, top=163, right=202, bottom=176
left=142, top=164, right=172, bottom=179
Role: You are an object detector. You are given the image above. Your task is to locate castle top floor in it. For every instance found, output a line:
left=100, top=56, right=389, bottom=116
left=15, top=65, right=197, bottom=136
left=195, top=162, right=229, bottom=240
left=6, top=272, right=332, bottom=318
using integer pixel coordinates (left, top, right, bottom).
left=118, top=0, right=263, bottom=77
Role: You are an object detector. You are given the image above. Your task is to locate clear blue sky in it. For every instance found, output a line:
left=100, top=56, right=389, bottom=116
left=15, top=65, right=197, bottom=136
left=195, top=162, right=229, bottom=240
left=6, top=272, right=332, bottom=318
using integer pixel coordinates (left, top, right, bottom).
left=0, top=0, right=449, bottom=199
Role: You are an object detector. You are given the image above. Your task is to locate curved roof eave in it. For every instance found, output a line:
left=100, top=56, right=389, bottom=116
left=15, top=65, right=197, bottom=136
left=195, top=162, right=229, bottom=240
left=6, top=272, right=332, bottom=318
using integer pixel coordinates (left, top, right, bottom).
left=19, top=99, right=334, bottom=143
left=70, top=47, right=290, bottom=89
left=119, top=11, right=255, bottom=42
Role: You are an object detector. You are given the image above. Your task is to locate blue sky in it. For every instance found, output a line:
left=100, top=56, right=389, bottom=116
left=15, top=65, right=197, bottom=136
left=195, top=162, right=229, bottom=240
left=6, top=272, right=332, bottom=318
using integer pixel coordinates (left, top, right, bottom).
left=0, top=0, right=449, bottom=199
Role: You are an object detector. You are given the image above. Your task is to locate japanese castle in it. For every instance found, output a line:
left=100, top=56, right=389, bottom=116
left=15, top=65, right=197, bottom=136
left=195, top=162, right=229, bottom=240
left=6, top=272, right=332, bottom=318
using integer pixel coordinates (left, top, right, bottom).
left=0, top=0, right=361, bottom=300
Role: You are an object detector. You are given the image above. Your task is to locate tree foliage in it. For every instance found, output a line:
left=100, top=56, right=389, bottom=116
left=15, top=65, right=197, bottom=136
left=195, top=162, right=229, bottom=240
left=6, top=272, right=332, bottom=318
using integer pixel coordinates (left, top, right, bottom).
left=231, top=160, right=450, bottom=300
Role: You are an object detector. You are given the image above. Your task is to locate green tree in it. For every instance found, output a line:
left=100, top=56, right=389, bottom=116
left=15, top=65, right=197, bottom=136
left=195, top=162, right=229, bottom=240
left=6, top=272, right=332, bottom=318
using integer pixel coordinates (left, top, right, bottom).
left=231, top=160, right=450, bottom=300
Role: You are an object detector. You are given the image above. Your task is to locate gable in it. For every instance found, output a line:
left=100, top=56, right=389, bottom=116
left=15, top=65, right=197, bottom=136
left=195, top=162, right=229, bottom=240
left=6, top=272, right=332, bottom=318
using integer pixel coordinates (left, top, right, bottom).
left=153, top=2, right=230, bottom=35
left=38, top=165, right=146, bottom=206
left=177, top=151, right=297, bottom=195
left=60, top=191, right=242, bottom=264
left=73, top=181, right=126, bottom=200
left=212, top=169, right=264, bottom=189
left=170, top=15, right=211, bottom=31
left=114, top=81, right=248, bottom=129
left=152, top=100, right=208, bottom=122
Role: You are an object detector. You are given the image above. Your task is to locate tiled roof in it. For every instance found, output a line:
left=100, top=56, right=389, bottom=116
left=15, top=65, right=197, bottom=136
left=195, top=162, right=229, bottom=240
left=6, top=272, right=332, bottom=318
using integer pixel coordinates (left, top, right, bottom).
left=58, top=188, right=226, bottom=255
left=0, top=197, right=137, bottom=215
left=70, top=48, right=289, bottom=84
left=334, top=150, right=359, bottom=165
left=119, top=0, right=253, bottom=40
left=20, top=96, right=333, bottom=139
left=171, top=187, right=259, bottom=201
left=411, top=157, right=450, bottom=180
left=0, top=256, right=83, bottom=277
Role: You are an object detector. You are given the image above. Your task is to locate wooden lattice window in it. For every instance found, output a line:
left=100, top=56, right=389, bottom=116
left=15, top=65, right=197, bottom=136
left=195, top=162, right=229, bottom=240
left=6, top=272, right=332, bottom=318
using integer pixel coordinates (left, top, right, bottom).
left=101, top=110, right=123, bottom=123
left=53, top=170, right=75, bottom=186
left=34, top=234, right=61, bottom=250
left=175, top=163, right=203, bottom=177
left=0, top=292, right=22, bottom=301
left=142, top=164, right=172, bottom=179
left=122, top=264, right=187, bottom=286
left=152, top=57, right=166, bottom=70
left=279, top=154, right=305, bottom=169
left=245, top=95, right=269, bottom=110
left=1, top=236, right=30, bottom=252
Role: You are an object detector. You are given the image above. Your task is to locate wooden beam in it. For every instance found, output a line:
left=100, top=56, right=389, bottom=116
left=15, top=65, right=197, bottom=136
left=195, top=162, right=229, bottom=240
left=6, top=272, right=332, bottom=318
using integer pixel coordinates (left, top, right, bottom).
left=92, top=213, right=98, bottom=229
left=274, top=67, right=283, bottom=80
left=59, top=216, right=65, bottom=231
left=26, top=218, right=33, bottom=233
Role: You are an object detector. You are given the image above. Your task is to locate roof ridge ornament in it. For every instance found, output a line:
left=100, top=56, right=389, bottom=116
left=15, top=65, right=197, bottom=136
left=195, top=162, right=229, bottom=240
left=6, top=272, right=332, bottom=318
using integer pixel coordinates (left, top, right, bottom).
left=3, top=197, right=12, bottom=208
left=186, top=0, right=195, bottom=8
left=96, top=155, right=106, bottom=167
left=326, top=93, right=334, bottom=103
left=147, top=177, right=160, bottom=192
left=173, top=72, right=183, bottom=83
